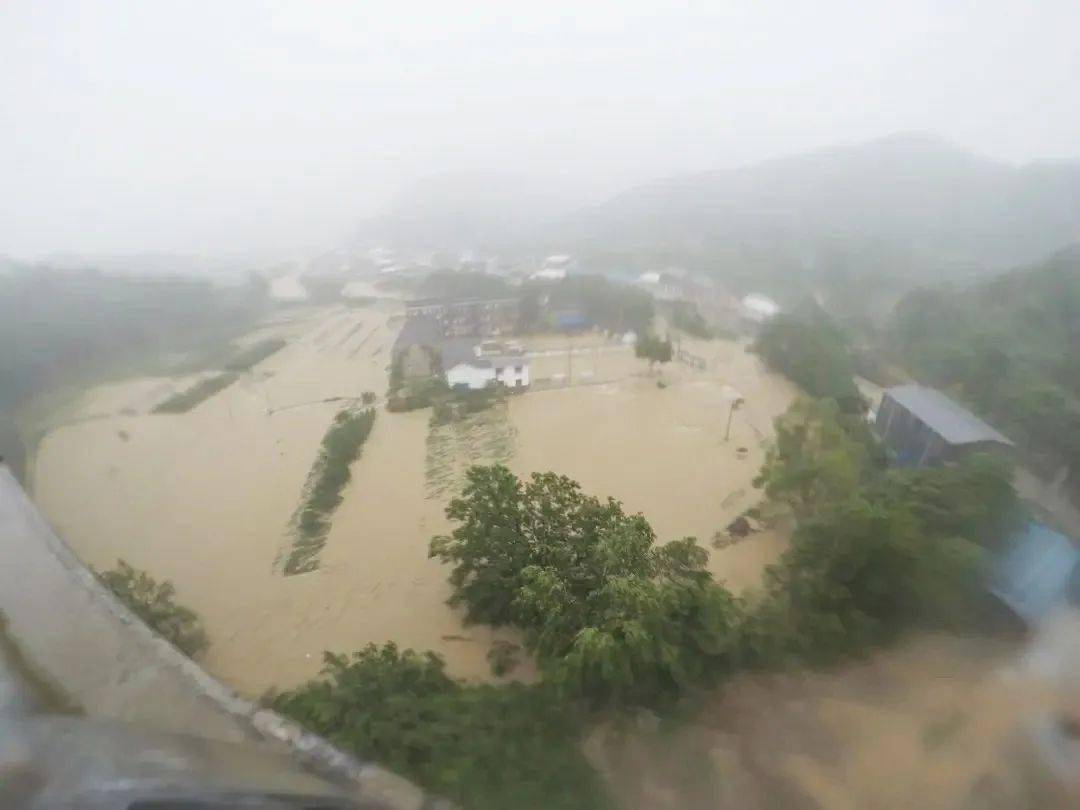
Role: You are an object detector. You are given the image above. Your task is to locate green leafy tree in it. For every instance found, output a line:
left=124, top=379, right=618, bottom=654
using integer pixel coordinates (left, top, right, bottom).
left=541, top=275, right=654, bottom=334
left=870, top=452, right=1023, bottom=550
left=97, top=560, right=209, bottom=657
left=635, top=332, right=673, bottom=372
left=741, top=494, right=988, bottom=668
left=753, top=398, right=870, bottom=519
left=669, top=301, right=713, bottom=338
left=430, top=466, right=740, bottom=704
left=273, top=643, right=608, bottom=810
left=754, top=306, right=861, bottom=411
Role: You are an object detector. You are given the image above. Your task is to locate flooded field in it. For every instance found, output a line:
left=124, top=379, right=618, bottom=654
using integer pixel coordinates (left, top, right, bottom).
left=31, top=305, right=795, bottom=695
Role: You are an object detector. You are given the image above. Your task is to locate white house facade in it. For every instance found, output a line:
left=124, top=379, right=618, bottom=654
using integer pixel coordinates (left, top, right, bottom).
left=446, top=362, right=496, bottom=390
left=442, top=339, right=531, bottom=391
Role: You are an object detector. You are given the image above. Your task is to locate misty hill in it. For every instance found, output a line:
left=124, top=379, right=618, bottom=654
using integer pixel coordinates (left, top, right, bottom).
left=558, top=135, right=1080, bottom=280
left=363, top=135, right=1080, bottom=282
left=354, top=172, right=582, bottom=253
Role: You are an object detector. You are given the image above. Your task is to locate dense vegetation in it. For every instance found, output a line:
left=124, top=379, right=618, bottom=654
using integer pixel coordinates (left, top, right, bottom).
left=284, top=408, right=377, bottom=575
left=273, top=644, right=608, bottom=810
left=540, top=275, right=654, bottom=335
left=634, top=332, right=673, bottom=371
left=430, top=466, right=740, bottom=705
left=97, top=560, right=208, bottom=657
left=0, top=264, right=269, bottom=478
left=668, top=300, right=713, bottom=338
left=888, top=245, right=1080, bottom=478
left=753, top=398, right=877, bottom=519
left=753, top=304, right=862, bottom=411
left=0, top=264, right=268, bottom=413
left=744, top=399, right=1017, bottom=666
left=279, top=433, right=1014, bottom=806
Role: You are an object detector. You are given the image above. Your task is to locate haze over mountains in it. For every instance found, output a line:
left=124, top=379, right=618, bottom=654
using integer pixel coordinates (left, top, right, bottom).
left=357, top=134, right=1080, bottom=280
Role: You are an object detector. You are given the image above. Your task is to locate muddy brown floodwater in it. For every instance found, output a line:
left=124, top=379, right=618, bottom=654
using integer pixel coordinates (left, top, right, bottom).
left=32, top=305, right=795, bottom=696
left=590, top=629, right=1080, bottom=809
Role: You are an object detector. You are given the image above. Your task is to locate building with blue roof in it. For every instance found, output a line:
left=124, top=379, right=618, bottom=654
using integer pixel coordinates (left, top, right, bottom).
left=990, top=522, right=1080, bottom=625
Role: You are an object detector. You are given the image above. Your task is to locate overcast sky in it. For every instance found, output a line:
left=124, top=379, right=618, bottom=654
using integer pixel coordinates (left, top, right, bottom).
left=2, top=0, right=1078, bottom=261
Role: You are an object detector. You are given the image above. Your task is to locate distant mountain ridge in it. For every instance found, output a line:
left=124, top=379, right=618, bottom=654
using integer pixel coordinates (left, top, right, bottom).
left=359, top=135, right=1080, bottom=280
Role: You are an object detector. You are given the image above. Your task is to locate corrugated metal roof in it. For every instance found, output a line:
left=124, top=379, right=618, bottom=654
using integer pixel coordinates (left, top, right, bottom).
left=883, top=384, right=1013, bottom=447
left=990, top=522, right=1080, bottom=624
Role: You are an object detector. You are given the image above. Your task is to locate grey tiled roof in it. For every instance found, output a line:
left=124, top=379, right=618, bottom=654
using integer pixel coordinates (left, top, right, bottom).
left=392, top=315, right=441, bottom=354
left=440, top=338, right=488, bottom=369
left=884, top=384, right=1012, bottom=446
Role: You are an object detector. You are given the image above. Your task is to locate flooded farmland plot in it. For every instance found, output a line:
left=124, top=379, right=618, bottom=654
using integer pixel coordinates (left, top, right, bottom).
left=32, top=308, right=796, bottom=696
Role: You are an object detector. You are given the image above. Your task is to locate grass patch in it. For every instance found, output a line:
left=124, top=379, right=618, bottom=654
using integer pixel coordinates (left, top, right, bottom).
left=152, top=371, right=239, bottom=414
left=224, top=337, right=287, bottom=371
left=283, top=407, right=376, bottom=575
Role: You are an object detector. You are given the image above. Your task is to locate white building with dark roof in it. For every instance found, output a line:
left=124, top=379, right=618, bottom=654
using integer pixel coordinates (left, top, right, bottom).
left=442, top=339, right=529, bottom=391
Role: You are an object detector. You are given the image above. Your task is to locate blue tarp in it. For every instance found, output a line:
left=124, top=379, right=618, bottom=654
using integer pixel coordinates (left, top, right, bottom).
left=990, top=522, right=1080, bottom=624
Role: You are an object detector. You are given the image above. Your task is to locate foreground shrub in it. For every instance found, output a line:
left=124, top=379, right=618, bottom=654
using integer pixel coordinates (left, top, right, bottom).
left=273, top=643, right=608, bottom=810
left=97, top=559, right=208, bottom=657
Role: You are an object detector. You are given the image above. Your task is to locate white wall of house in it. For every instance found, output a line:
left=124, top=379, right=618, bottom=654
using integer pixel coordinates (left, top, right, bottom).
left=492, top=359, right=530, bottom=389
left=446, top=363, right=496, bottom=390
left=446, top=360, right=530, bottom=390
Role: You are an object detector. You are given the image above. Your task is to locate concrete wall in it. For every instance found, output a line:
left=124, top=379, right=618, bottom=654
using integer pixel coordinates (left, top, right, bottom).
left=0, top=465, right=426, bottom=809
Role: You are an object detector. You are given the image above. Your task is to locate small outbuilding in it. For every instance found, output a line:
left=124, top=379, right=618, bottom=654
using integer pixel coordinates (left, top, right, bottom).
left=875, top=384, right=1012, bottom=467
left=990, top=522, right=1080, bottom=626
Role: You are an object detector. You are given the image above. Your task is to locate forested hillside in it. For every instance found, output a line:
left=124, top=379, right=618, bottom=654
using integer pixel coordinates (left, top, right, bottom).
left=0, top=264, right=268, bottom=412
left=0, top=263, right=269, bottom=478
left=888, top=245, right=1080, bottom=476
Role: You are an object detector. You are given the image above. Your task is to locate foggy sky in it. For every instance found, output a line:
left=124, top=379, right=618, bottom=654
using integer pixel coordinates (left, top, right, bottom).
left=3, top=0, right=1078, bottom=261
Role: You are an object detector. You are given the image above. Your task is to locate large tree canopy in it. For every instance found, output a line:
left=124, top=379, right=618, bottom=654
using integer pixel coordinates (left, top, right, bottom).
left=430, top=465, right=740, bottom=704
left=754, top=304, right=861, bottom=411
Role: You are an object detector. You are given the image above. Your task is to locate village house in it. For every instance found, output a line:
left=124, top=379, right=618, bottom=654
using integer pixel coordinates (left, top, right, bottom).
left=442, top=338, right=530, bottom=391
left=875, top=384, right=1013, bottom=467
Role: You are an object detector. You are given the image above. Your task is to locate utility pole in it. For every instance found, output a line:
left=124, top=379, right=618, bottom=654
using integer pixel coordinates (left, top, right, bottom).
left=725, top=397, right=744, bottom=441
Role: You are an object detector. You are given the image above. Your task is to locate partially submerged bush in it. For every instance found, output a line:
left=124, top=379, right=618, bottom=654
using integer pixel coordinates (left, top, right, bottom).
left=152, top=372, right=238, bottom=413
left=97, top=560, right=208, bottom=657
left=224, top=338, right=287, bottom=372
left=284, top=408, right=376, bottom=574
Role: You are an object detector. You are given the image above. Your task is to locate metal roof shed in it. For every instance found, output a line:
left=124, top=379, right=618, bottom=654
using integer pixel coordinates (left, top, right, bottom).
left=876, top=384, right=1012, bottom=467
